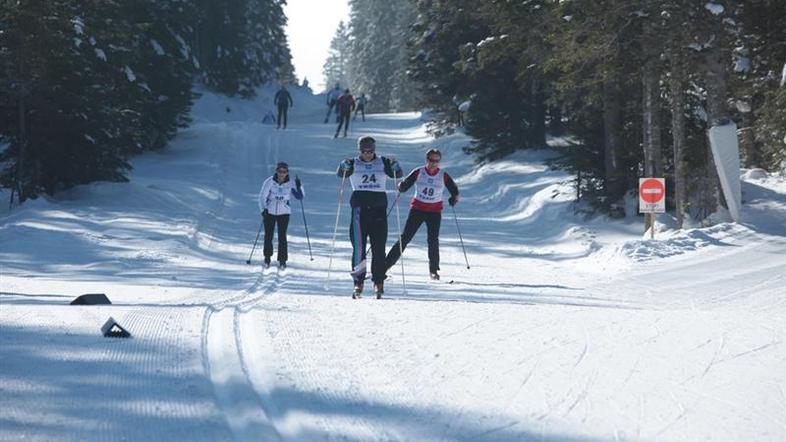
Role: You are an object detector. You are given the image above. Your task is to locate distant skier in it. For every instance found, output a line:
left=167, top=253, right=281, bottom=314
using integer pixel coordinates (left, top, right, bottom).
left=353, top=93, right=368, bottom=122
left=334, top=89, right=356, bottom=138
left=336, top=136, right=403, bottom=298
left=261, top=110, right=276, bottom=124
left=385, top=148, right=459, bottom=281
left=274, top=85, right=293, bottom=129
left=324, top=83, right=342, bottom=123
left=258, top=162, right=304, bottom=270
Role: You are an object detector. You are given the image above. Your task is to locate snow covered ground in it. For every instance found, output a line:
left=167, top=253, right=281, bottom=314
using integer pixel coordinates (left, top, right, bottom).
left=2, top=86, right=785, bottom=442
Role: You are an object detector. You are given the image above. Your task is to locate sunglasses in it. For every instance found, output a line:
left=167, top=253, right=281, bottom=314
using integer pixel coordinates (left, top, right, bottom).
left=427, top=157, right=441, bottom=163
left=360, top=149, right=374, bottom=154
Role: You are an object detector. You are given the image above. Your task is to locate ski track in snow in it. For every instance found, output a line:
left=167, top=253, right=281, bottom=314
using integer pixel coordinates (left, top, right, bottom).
left=2, top=86, right=785, bottom=441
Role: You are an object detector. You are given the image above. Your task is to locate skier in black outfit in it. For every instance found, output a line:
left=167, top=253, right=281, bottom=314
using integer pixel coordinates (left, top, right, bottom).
left=385, top=148, right=459, bottom=280
left=334, top=89, right=356, bottom=138
left=336, top=136, right=403, bottom=298
left=274, top=85, right=293, bottom=129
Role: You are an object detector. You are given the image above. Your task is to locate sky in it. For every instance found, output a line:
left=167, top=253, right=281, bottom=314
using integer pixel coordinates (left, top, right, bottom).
left=284, top=0, right=350, bottom=93
left=2, top=84, right=785, bottom=441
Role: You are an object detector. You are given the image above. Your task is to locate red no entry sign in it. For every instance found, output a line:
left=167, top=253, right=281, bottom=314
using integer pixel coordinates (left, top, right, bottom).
left=639, top=178, right=665, bottom=213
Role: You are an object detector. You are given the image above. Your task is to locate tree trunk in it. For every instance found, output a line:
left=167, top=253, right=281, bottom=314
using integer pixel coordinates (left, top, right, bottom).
left=701, top=45, right=731, bottom=217
left=642, top=59, right=663, bottom=178
left=15, top=29, right=28, bottom=204
left=531, top=76, right=547, bottom=147
left=669, top=45, right=687, bottom=229
left=603, top=75, right=625, bottom=203
left=642, top=58, right=663, bottom=232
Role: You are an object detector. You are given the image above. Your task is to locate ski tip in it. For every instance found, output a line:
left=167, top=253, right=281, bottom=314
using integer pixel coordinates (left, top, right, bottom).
left=448, top=280, right=454, bottom=284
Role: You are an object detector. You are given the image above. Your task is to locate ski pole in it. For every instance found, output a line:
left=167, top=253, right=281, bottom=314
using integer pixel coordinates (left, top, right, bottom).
left=452, top=205, right=470, bottom=269
left=325, top=173, right=347, bottom=289
left=296, top=176, right=314, bottom=261
left=394, top=175, right=406, bottom=293
left=246, top=219, right=264, bottom=264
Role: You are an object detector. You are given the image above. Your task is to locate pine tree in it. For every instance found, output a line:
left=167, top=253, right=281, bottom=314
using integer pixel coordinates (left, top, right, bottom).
left=347, top=0, right=416, bottom=111
left=322, top=21, right=351, bottom=92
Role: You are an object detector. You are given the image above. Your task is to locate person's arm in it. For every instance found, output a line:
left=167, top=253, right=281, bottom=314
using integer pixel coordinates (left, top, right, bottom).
left=398, top=168, right=419, bottom=193
left=337, top=158, right=354, bottom=178
left=383, top=156, right=403, bottom=179
left=444, top=172, right=460, bottom=206
left=288, top=92, right=293, bottom=107
left=258, top=179, right=272, bottom=213
left=292, top=176, right=304, bottom=200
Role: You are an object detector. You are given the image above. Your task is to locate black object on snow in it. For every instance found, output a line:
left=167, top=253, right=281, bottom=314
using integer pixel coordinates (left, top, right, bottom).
left=101, top=317, right=131, bottom=338
left=70, top=293, right=112, bottom=305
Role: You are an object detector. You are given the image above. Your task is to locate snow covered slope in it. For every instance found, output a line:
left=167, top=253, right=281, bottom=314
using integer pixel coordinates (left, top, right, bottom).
left=2, top=86, right=785, bottom=442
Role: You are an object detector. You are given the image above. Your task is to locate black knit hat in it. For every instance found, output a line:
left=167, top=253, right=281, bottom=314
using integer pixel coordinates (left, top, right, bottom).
left=276, top=162, right=289, bottom=170
left=357, top=136, right=376, bottom=151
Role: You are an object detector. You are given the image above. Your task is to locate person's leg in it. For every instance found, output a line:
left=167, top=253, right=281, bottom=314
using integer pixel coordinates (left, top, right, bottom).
left=349, top=207, right=367, bottom=282
left=385, top=210, right=424, bottom=270
left=282, top=106, right=288, bottom=129
left=368, top=207, right=389, bottom=283
left=276, top=214, right=290, bottom=263
left=334, top=116, right=342, bottom=137
left=342, top=113, right=350, bottom=136
left=361, top=108, right=365, bottom=122
left=277, top=106, right=283, bottom=128
left=262, top=212, right=275, bottom=263
left=425, top=212, right=442, bottom=273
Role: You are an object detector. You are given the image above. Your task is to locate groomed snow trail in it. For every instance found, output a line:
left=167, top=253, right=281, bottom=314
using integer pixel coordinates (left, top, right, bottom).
left=1, top=88, right=785, bottom=441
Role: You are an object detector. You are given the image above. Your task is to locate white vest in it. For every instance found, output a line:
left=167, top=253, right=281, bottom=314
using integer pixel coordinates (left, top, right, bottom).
left=413, top=167, right=445, bottom=204
left=350, top=157, right=387, bottom=192
left=258, top=177, right=296, bottom=215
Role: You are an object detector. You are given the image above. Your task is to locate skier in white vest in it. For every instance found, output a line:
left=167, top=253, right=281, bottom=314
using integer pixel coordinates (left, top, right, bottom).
left=385, top=148, right=459, bottom=280
left=257, top=162, right=304, bottom=269
left=336, top=136, right=403, bottom=298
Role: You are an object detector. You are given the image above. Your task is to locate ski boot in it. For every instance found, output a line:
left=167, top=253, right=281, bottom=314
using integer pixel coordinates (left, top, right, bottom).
left=430, top=271, right=440, bottom=281
left=373, top=281, right=384, bottom=299
left=352, top=281, right=363, bottom=299
left=263, top=258, right=271, bottom=269
left=278, top=261, right=287, bottom=270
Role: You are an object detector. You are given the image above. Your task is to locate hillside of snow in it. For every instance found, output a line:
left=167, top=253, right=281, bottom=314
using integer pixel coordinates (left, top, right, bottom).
left=1, top=86, right=785, bottom=442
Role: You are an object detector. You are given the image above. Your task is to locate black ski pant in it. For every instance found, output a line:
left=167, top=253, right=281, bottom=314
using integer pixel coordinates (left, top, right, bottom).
left=324, top=100, right=336, bottom=122
left=354, top=105, right=365, bottom=121
left=276, top=104, right=289, bottom=128
left=263, top=212, right=290, bottom=263
left=335, top=112, right=351, bottom=137
left=385, top=209, right=442, bottom=273
left=349, top=206, right=387, bottom=283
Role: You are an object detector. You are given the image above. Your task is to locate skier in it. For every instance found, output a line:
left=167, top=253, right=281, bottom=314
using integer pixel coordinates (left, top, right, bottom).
left=274, top=85, right=293, bottom=129
left=353, top=93, right=368, bottom=122
left=336, top=136, right=403, bottom=298
left=257, top=162, right=304, bottom=269
left=261, top=110, right=276, bottom=124
left=385, top=148, right=459, bottom=281
left=324, top=83, right=342, bottom=123
left=334, top=89, right=356, bottom=138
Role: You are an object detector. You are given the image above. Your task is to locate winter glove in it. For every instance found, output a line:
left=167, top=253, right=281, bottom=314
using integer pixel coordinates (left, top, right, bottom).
left=295, top=176, right=302, bottom=191
left=339, top=159, right=352, bottom=171
left=448, top=195, right=458, bottom=207
left=261, top=209, right=269, bottom=217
